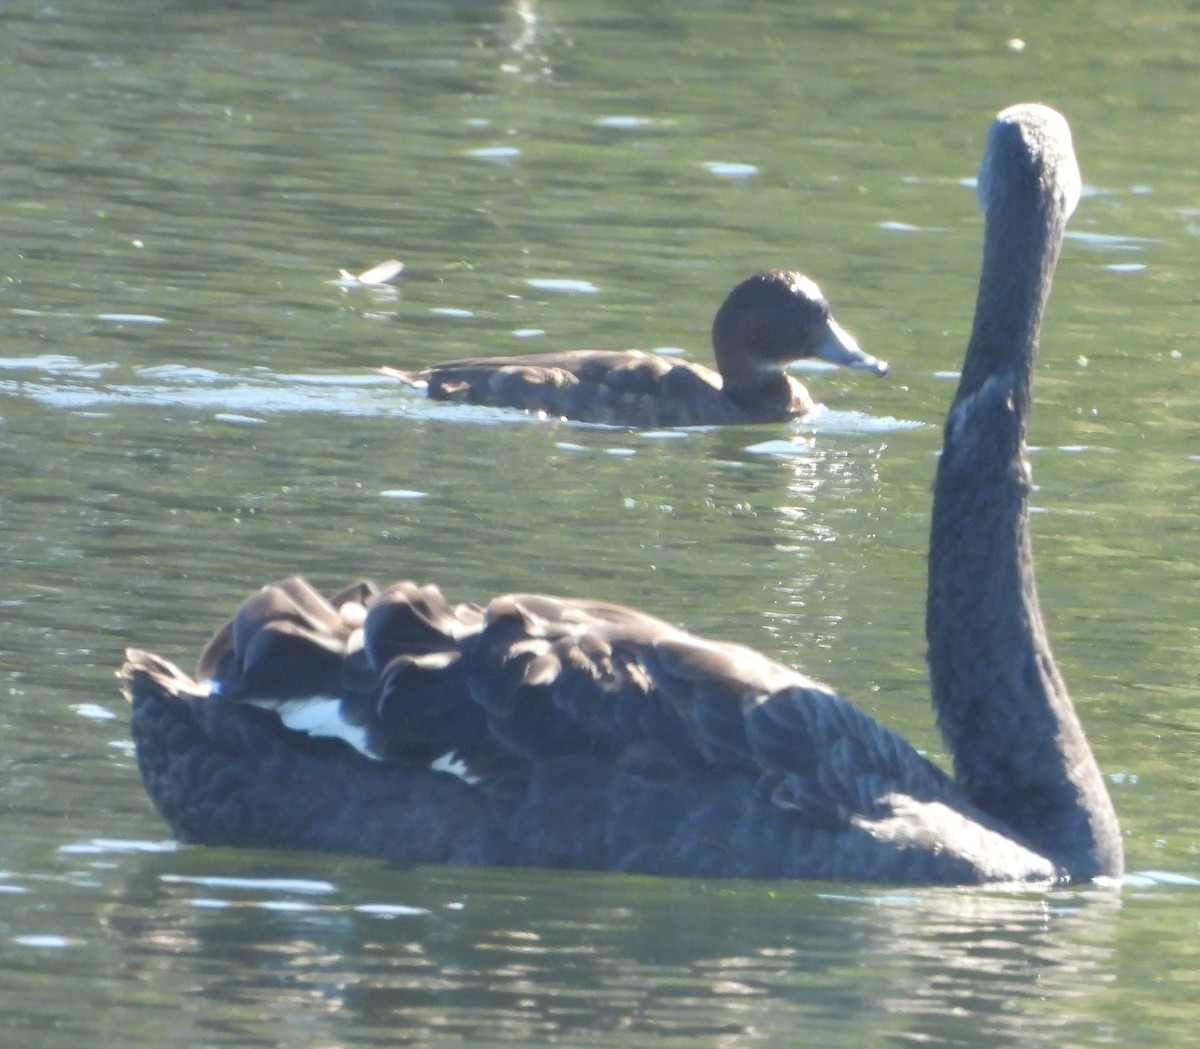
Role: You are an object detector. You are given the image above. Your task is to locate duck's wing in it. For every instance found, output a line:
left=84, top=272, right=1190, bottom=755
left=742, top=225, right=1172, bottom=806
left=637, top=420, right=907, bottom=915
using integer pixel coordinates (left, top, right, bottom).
left=383, top=351, right=732, bottom=425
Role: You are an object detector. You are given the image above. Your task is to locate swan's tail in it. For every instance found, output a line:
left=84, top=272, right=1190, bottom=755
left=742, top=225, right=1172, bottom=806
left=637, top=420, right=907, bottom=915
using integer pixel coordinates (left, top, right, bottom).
left=121, top=647, right=303, bottom=848
left=120, top=640, right=509, bottom=862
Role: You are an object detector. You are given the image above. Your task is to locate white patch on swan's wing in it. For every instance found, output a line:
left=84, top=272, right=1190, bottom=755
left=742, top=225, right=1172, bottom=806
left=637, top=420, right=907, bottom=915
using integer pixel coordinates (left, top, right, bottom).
left=430, top=751, right=482, bottom=785
left=790, top=273, right=824, bottom=302
left=253, top=698, right=378, bottom=759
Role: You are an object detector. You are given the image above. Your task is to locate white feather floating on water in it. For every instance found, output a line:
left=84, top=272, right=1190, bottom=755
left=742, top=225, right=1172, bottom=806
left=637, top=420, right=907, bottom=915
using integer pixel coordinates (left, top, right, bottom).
left=333, top=259, right=405, bottom=288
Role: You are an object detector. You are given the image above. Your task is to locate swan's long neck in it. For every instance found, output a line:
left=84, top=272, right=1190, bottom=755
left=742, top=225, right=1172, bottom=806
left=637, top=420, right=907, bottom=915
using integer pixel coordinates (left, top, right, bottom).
left=926, top=122, right=1122, bottom=881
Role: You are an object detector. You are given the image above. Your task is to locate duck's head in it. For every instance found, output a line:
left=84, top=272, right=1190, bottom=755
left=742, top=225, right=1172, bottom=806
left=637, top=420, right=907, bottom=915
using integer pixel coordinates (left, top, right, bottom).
left=711, top=270, right=887, bottom=388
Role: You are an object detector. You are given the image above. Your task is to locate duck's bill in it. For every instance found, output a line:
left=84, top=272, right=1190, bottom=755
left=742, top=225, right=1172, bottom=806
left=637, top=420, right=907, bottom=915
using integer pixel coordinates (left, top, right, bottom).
left=813, top=319, right=888, bottom=375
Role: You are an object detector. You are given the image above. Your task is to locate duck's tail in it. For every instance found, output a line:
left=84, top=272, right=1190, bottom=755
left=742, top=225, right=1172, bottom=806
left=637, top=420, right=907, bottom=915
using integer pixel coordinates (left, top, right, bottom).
left=379, top=365, right=428, bottom=388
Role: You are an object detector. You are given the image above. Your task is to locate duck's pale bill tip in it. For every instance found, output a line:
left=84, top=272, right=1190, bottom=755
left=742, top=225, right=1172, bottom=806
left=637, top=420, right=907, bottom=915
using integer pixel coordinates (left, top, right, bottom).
left=815, top=318, right=888, bottom=376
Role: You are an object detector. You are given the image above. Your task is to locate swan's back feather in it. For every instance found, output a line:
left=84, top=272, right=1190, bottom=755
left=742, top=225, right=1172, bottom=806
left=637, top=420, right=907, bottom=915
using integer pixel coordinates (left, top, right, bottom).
left=123, top=576, right=1059, bottom=883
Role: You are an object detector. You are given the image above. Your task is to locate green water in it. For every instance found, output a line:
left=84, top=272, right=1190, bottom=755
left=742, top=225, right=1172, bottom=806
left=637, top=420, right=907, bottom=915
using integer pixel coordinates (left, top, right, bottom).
left=2, top=1, right=1198, bottom=1046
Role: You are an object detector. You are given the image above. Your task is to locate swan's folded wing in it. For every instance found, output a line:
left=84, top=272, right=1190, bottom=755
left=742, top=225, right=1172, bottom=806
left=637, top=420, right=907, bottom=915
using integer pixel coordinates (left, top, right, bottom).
left=129, top=579, right=956, bottom=839
left=133, top=579, right=480, bottom=764
left=742, top=683, right=958, bottom=829
left=460, top=596, right=956, bottom=824
left=461, top=594, right=701, bottom=765
left=360, top=581, right=493, bottom=764
left=194, top=576, right=375, bottom=699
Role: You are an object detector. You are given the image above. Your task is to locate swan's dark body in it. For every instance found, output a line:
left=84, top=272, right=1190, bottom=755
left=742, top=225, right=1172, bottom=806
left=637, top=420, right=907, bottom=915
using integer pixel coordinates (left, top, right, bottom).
left=382, top=270, right=887, bottom=426
left=122, top=105, right=1122, bottom=885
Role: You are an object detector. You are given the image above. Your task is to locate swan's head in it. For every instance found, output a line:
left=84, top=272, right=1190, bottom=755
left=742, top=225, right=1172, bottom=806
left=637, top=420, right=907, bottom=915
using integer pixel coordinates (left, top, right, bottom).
left=976, top=103, right=1081, bottom=225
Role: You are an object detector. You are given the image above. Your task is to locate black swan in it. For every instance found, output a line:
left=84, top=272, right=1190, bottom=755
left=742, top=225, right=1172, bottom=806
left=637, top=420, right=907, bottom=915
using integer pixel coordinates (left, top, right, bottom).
left=121, top=104, right=1122, bottom=884
left=380, top=269, right=887, bottom=426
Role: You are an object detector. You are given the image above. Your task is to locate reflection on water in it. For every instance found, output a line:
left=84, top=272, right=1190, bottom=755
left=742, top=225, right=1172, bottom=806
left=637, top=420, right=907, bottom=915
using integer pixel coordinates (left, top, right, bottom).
left=1, top=353, right=920, bottom=438
left=2, top=0, right=1199, bottom=1046
left=76, top=850, right=1131, bottom=1047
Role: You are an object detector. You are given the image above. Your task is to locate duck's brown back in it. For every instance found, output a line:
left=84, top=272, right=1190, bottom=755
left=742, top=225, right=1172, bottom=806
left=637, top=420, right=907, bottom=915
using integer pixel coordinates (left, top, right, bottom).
left=405, top=349, right=811, bottom=426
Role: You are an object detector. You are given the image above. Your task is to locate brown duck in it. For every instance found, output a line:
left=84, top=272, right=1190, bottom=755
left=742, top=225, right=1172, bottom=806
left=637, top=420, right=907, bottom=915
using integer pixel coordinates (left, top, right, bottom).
left=382, top=269, right=887, bottom=426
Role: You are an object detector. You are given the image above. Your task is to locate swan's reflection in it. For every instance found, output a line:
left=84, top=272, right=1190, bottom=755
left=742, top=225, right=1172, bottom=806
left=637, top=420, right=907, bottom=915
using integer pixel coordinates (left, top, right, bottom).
left=102, top=854, right=1123, bottom=1047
